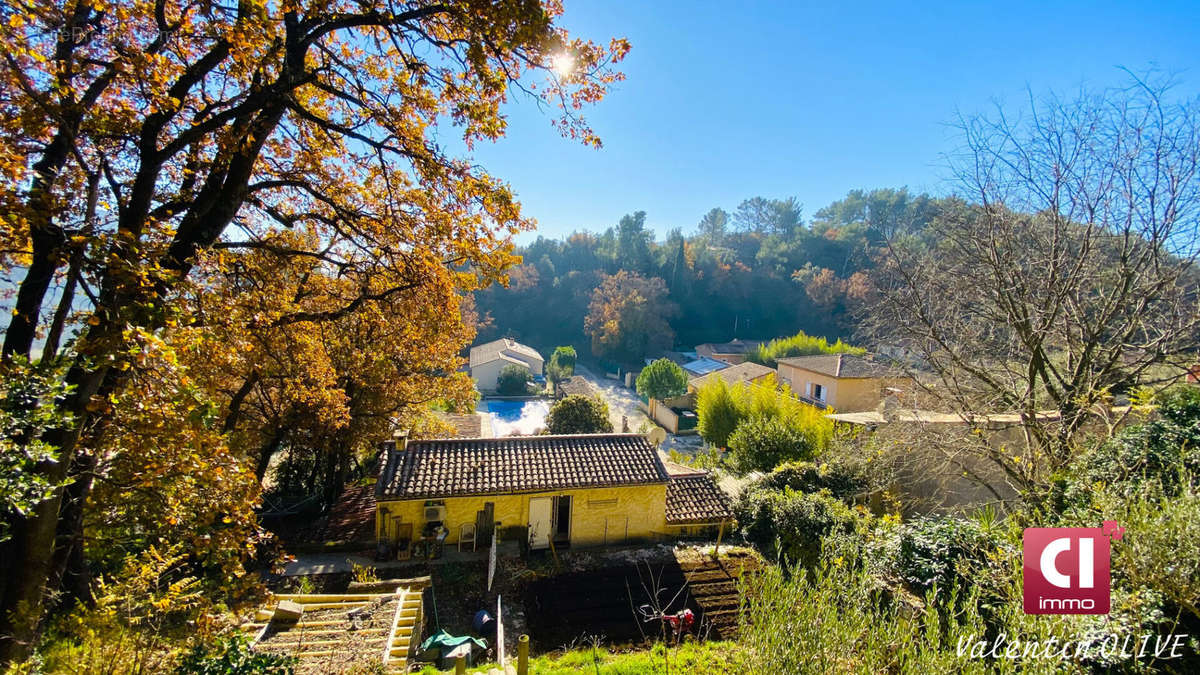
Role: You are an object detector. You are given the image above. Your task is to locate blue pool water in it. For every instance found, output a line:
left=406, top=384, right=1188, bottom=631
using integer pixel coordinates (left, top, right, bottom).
left=480, top=399, right=550, bottom=436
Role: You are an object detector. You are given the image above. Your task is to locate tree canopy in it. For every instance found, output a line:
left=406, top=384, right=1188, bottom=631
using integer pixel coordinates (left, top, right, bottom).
left=0, top=0, right=628, bottom=661
left=636, top=358, right=688, bottom=401
left=547, top=345, right=577, bottom=384
left=866, top=76, right=1200, bottom=491
left=583, top=271, right=677, bottom=366
left=497, top=365, right=533, bottom=396
left=545, top=394, right=613, bottom=434
left=474, top=190, right=945, bottom=359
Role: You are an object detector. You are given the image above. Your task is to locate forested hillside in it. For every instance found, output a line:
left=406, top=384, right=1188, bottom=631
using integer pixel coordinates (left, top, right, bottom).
left=473, top=189, right=947, bottom=363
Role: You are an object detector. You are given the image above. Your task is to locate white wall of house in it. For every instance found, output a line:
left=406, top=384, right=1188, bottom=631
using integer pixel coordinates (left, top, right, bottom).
left=471, top=355, right=542, bottom=392
left=471, top=359, right=519, bottom=393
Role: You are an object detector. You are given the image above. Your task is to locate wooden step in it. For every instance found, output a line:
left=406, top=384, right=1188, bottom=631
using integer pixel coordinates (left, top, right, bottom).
left=264, top=637, right=387, bottom=649
left=273, top=593, right=394, bottom=601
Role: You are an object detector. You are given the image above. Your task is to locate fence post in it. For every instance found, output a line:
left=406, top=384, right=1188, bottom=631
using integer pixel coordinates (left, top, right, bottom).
left=455, top=654, right=466, bottom=675
left=518, top=634, right=530, bottom=675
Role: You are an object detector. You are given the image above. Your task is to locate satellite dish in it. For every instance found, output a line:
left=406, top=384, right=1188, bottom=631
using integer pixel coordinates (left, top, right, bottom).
left=647, top=427, right=667, bottom=446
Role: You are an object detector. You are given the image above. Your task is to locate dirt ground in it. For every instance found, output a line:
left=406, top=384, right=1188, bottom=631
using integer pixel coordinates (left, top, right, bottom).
left=523, top=545, right=760, bottom=653
left=253, top=596, right=399, bottom=674
left=271, top=543, right=761, bottom=667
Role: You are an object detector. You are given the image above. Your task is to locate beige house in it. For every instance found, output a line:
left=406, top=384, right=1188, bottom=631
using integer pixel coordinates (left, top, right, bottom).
left=468, top=338, right=543, bottom=393
left=776, top=353, right=907, bottom=412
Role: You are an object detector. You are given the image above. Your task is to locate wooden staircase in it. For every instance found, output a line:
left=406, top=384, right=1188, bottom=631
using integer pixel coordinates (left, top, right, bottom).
left=240, top=587, right=423, bottom=673
left=383, top=589, right=423, bottom=673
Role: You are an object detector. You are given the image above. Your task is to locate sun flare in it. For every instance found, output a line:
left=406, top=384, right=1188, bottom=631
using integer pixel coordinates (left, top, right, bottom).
left=551, top=52, right=575, bottom=79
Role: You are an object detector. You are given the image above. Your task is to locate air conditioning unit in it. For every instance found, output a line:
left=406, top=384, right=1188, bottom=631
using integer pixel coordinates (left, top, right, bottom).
left=424, top=505, right=446, bottom=522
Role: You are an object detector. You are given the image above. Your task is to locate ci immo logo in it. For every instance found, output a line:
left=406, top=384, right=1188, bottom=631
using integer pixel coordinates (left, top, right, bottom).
left=1023, top=521, right=1124, bottom=614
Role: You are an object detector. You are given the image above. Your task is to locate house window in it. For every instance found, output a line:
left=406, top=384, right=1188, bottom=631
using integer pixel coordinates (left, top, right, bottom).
left=812, top=383, right=825, bottom=402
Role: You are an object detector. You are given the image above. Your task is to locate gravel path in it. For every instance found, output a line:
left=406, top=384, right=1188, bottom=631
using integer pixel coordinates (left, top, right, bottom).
left=573, top=363, right=654, bottom=433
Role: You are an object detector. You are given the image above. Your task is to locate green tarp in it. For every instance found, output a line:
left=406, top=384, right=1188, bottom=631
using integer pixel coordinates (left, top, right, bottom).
left=419, top=629, right=488, bottom=654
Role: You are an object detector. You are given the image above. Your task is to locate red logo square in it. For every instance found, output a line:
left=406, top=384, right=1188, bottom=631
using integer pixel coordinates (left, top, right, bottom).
left=1023, top=527, right=1114, bottom=614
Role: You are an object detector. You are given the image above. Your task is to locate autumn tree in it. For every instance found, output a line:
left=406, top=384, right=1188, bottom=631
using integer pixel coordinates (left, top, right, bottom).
left=181, top=237, right=478, bottom=508
left=868, top=74, right=1200, bottom=493
left=0, top=0, right=627, bottom=661
left=583, top=271, right=677, bottom=366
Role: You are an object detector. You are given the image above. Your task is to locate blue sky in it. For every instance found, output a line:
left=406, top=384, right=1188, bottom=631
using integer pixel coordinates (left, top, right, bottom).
left=459, top=1, right=1200, bottom=242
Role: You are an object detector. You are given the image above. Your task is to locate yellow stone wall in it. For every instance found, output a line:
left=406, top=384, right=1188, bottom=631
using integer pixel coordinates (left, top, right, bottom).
left=376, top=483, right=669, bottom=547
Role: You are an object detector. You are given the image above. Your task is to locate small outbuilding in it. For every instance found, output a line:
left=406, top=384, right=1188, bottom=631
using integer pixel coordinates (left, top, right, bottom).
left=374, top=433, right=731, bottom=553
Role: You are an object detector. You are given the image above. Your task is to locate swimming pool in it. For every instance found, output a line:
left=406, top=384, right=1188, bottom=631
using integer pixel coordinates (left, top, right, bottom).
left=480, top=399, right=550, bottom=436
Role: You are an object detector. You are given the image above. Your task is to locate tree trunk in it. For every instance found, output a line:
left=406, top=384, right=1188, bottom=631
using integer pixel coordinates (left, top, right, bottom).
left=0, top=362, right=106, bottom=663
left=255, top=431, right=285, bottom=485
left=48, top=447, right=103, bottom=611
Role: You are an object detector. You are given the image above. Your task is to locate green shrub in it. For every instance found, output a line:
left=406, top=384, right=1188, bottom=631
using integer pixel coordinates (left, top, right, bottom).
left=1091, top=476, right=1200, bottom=626
left=496, top=364, right=531, bottom=395
left=636, top=358, right=688, bottom=400
left=1068, top=385, right=1200, bottom=501
left=547, top=345, right=577, bottom=384
left=696, top=377, right=745, bottom=448
left=755, top=460, right=870, bottom=503
left=1156, top=384, right=1200, bottom=427
left=727, top=417, right=813, bottom=473
left=870, top=516, right=1008, bottom=606
left=735, top=488, right=862, bottom=567
left=738, top=547, right=1091, bottom=675
left=695, top=374, right=833, bottom=460
left=176, top=634, right=296, bottom=674
left=545, top=394, right=613, bottom=434
left=747, top=330, right=865, bottom=367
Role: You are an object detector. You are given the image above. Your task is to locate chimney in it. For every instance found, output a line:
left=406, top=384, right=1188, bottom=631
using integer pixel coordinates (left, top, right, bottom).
left=375, top=430, right=410, bottom=499
left=392, top=428, right=410, bottom=450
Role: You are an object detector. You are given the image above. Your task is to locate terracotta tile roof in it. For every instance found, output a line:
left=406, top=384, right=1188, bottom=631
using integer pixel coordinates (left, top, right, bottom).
left=433, top=412, right=485, bottom=438
left=378, top=433, right=669, bottom=500
left=695, top=339, right=762, bottom=356
left=666, top=473, right=733, bottom=524
left=689, top=361, right=775, bottom=389
left=776, top=353, right=892, bottom=378
left=469, top=338, right=544, bottom=369
left=556, top=375, right=595, bottom=399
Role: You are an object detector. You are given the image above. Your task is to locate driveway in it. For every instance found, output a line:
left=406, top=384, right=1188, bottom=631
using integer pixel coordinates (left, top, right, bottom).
left=573, top=363, right=654, bottom=433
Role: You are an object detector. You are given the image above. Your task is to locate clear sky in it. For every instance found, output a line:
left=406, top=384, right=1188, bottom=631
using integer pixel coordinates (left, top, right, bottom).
left=452, top=0, right=1200, bottom=242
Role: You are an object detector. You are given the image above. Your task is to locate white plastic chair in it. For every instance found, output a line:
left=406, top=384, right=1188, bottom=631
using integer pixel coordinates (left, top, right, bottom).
left=459, top=522, right=477, bottom=552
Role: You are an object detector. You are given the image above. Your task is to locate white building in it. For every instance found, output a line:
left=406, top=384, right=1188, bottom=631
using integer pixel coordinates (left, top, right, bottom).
left=468, top=338, right=544, bottom=393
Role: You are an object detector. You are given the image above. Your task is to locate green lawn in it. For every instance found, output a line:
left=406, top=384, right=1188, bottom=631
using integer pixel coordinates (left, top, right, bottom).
left=417, top=640, right=745, bottom=674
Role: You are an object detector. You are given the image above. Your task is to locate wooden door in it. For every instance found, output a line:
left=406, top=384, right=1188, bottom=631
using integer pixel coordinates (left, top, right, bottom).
left=528, top=497, right=553, bottom=550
